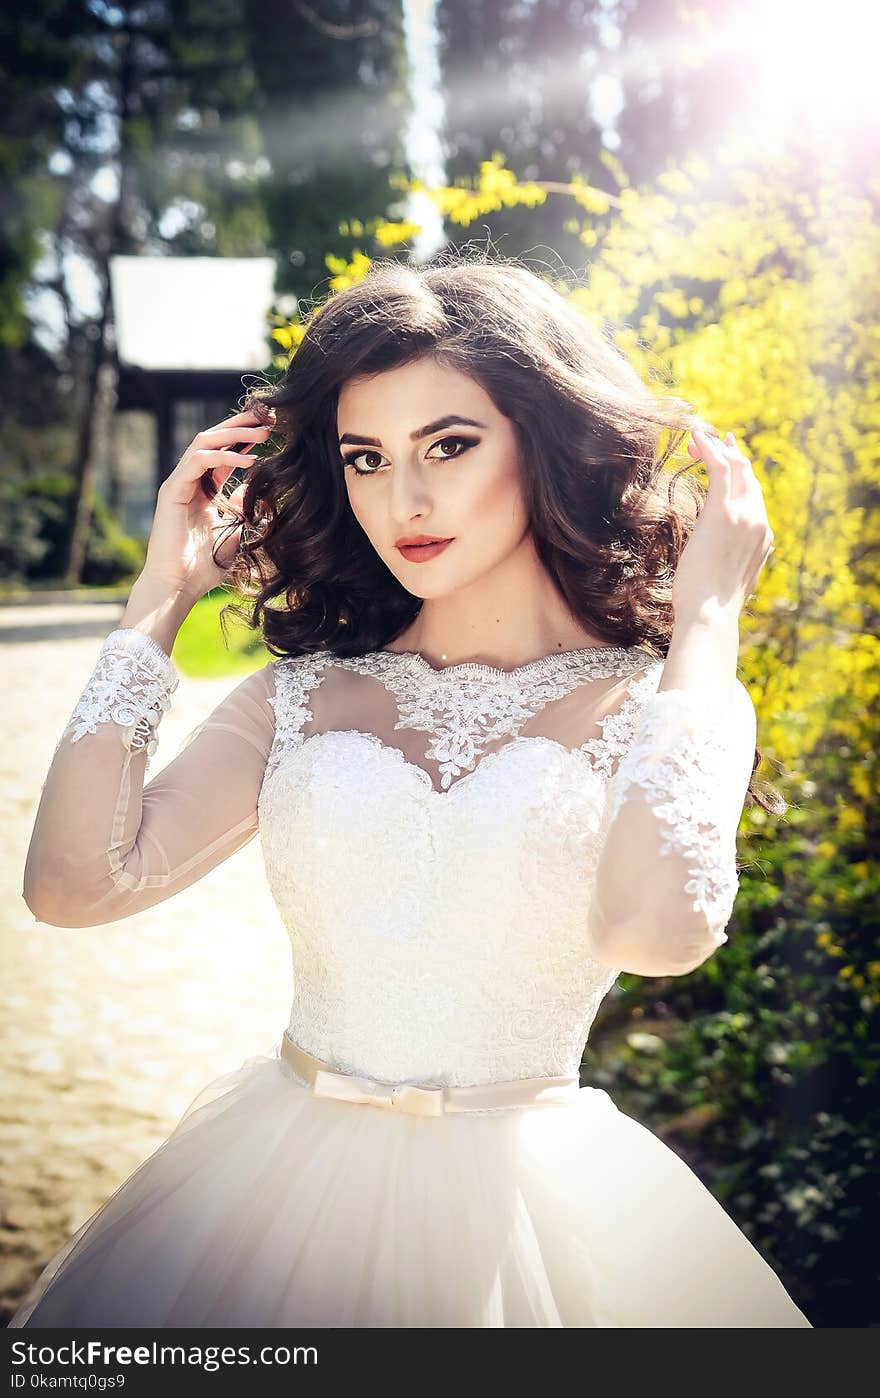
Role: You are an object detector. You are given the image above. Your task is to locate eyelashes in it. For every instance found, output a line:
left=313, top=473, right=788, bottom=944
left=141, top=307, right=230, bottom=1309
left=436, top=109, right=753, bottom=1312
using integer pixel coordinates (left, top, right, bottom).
left=341, top=434, right=479, bottom=477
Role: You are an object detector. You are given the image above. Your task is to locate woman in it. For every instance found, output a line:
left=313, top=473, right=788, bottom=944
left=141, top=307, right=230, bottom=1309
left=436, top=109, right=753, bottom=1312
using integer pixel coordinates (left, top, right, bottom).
left=10, top=252, right=811, bottom=1327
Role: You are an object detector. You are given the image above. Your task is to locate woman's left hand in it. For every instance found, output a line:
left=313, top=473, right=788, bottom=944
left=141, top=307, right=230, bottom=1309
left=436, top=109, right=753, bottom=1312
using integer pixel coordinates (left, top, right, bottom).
left=672, top=425, right=776, bottom=623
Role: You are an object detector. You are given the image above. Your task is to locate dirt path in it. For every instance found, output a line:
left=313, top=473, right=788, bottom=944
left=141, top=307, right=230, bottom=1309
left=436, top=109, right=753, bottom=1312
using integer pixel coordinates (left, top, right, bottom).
left=0, top=604, right=292, bottom=1322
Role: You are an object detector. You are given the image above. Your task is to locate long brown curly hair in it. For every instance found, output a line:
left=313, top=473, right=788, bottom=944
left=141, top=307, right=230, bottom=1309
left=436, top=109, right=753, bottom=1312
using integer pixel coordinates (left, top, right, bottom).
left=217, top=246, right=782, bottom=814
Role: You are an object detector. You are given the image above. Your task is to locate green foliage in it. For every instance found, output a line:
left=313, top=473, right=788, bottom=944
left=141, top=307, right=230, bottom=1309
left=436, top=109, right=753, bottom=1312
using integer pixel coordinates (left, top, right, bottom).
left=591, top=808, right=877, bottom=1324
left=82, top=492, right=145, bottom=585
left=0, top=472, right=144, bottom=585
left=172, top=588, right=270, bottom=679
left=0, top=473, right=55, bottom=578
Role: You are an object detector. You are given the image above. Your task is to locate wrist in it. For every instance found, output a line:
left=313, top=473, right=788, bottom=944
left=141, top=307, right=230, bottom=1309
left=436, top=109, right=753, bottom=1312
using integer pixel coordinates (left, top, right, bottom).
left=672, top=599, right=741, bottom=637
left=118, top=573, right=195, bottom=657
left=661, top=607, right=740, bottom=713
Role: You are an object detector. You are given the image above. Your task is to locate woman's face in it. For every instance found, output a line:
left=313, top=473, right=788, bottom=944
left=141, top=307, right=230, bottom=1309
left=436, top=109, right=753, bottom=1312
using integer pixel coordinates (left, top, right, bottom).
left=337, top=356, right=530, bottom=598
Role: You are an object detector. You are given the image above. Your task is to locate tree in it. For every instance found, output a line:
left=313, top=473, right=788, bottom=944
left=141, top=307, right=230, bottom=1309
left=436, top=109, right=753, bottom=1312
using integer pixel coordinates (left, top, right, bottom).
left=2, top=0, right=409, bottom=584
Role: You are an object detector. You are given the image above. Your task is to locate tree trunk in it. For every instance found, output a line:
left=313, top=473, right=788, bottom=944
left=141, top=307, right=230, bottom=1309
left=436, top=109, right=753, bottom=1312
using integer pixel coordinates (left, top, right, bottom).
left=61, top=23, right=135, bottom=586
left=61, top=273, right=111, bottom=586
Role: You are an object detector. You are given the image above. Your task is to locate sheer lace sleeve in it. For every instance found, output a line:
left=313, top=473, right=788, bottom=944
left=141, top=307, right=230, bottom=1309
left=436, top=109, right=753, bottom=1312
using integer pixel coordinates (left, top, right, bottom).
left=586, top=677, right=757, bottom=977
left=23, top=628, right=276, bottom=928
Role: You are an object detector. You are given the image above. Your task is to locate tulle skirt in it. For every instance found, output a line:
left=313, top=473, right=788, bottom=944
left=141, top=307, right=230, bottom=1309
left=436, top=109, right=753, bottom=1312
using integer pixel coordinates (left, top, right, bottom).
left=9, top=1039, right=812, bottom=1328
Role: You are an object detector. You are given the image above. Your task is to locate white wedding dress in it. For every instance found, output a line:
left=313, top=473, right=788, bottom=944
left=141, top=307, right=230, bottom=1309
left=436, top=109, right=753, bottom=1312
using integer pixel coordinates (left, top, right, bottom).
left=10, top=628, right=812, bottom=1328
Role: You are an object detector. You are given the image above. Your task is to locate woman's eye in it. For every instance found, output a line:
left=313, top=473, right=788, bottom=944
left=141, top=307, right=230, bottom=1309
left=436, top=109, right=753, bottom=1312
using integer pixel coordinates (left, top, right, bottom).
left=342, top=435, right=477, bottom=477
left=342, top=449, right=386, bottom=476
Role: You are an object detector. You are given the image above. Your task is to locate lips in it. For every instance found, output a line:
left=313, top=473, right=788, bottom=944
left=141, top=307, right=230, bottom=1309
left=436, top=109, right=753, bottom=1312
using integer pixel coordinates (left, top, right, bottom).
left=396, top=538, right=454, bottom=562
left=395, top=535, right=451, bottom=547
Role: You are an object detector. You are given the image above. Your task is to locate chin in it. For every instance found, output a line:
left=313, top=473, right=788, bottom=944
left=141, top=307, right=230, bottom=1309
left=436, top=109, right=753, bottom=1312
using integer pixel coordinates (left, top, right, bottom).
left=391, top=574, right=455, bottom=600
left=381, top=553, right=460, bottom=598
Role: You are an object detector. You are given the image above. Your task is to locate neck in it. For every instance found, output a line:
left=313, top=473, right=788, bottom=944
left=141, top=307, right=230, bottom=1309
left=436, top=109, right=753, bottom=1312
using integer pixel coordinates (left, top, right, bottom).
left=390, top=532, right=610, bottom=670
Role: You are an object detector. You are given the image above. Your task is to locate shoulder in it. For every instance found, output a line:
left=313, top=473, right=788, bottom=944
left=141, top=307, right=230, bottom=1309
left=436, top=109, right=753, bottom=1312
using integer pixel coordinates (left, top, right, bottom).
left=613, top=663, right=756, bottom=762
left=266, top=652, right=335, bottom=722
left=269, top=651, right=335, bottom=686
left=205, top=657, right=317, bottom=729
left=173, top=660, right=277, bottom=759
left=269, top=650, right=337, bottom=670
left=208, top=659, right=278, bottom=714
left=629, top=656, right=756, bottom=727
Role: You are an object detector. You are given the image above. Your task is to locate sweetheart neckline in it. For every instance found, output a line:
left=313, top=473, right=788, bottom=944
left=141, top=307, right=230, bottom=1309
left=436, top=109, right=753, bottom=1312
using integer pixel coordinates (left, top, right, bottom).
left=261, top=656, right=664, bottom=801
left=262, top=726, right=613, bottom=802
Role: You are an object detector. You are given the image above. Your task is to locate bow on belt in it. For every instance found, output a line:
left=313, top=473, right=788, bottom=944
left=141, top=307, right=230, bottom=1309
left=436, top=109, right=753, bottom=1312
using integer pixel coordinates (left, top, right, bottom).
left=280, top=1032, right=581, bottom=1117
left=313, top=1067, right=445, bottom=1116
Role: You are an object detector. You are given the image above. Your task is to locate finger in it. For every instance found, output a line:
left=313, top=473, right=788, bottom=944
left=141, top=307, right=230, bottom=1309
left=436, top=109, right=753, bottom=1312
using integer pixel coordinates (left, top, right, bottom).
left=691, top=428, right=732, bottom=500
left=220, top=481, right=250, bottom=522
left=723, top=431, right=754, bottom=500
left=210, top=513, right=246, bottom=571
left=189, top=448, right=259, bottom=476
left=204, top=458, right=256, bottom=495
left=183, top=449, right=257, bottom=497
left=206, top=407, right=276, bottom=433
left=722, top=429, right=753, bottom=469
left=197, top=425, right=273, bottom=449
left=687, top=422, right=724, bottom=456
left=164, top=448, right=258, bottom=496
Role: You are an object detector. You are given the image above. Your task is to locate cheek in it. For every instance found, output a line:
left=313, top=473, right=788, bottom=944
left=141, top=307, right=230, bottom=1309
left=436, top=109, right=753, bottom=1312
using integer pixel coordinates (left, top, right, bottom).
left=465, top=454, right=527, bottom=532
left=345, top=481, right=376, bottom=536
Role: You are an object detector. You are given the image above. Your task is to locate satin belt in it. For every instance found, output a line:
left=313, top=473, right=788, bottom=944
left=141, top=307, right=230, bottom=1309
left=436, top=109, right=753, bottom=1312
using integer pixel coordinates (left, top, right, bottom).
left=280, top=1032, right=581, bottom=1117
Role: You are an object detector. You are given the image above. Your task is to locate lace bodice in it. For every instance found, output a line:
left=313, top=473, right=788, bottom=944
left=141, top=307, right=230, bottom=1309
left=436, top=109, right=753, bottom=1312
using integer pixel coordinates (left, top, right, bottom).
left=24, top=629, right=757, bottom=1088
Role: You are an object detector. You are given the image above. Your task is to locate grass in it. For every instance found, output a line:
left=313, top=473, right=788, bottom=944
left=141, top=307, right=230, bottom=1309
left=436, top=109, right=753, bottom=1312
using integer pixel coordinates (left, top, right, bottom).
left=172, top=589, right=272, bottom=679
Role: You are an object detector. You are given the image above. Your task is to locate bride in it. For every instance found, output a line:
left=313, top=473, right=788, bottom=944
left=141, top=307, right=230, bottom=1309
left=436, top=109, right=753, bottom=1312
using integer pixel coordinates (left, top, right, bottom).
left=11, top=251, right=811, bottom=1327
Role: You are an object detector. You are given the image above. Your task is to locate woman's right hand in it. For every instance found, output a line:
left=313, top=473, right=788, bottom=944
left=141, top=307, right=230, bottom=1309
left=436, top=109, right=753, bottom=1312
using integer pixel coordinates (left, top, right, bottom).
left=141, top=406, right=276, bottom=603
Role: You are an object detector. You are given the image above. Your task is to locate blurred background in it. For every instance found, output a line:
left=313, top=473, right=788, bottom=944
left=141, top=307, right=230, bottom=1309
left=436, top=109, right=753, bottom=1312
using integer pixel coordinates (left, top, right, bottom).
left=1, top=0, right=877, bottom=1328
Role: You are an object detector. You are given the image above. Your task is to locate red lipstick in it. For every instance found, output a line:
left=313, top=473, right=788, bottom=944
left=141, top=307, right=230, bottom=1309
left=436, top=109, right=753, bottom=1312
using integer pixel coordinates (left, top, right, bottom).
left=396, top=535, right=454, bottom=562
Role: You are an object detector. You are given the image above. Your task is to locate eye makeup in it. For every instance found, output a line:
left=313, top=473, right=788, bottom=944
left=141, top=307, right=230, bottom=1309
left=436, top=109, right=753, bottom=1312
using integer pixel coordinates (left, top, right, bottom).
left=342, top=434, right=479, bottom=477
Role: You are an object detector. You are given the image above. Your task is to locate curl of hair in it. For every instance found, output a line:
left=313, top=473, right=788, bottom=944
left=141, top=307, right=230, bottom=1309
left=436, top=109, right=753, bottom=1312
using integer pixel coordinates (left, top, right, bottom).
left=214, top=246, right=783, bottom=815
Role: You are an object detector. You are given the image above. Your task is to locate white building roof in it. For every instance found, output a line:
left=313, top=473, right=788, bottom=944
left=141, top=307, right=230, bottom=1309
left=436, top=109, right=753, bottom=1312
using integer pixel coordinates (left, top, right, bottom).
left=110, top=256, right=277, bottom=371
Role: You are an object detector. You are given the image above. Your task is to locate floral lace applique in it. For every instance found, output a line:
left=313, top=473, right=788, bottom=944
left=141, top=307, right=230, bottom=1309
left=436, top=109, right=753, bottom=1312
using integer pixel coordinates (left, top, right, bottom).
left=329, top=646, right=655, bottom=790
left=56, top=628, right=179, bottom=766
left=264, top=655, right=329, bottom=783
left=600, top=685, right=742, bottom=944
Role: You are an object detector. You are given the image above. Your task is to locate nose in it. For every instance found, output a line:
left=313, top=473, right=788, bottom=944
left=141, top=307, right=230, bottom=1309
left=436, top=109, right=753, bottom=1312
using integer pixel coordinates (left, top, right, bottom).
left=388, top=459, right=434, bottom=524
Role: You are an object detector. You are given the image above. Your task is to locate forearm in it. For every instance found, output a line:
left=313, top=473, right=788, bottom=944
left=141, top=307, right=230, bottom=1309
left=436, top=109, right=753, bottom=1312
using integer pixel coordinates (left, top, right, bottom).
left=23, top=577, right=192, bottom=924
left=118, top=570, right=196, bottom=656
left=588, top=607, right=752, bottom=976
left=657, top=603, right=740, bottom=716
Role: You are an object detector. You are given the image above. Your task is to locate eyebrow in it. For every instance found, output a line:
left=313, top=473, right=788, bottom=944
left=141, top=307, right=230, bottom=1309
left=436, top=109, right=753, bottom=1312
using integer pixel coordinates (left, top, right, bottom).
left=338, top=414, right=488, bottom=447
